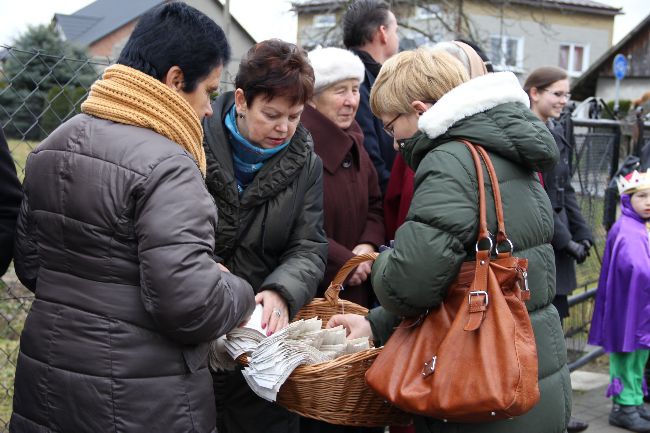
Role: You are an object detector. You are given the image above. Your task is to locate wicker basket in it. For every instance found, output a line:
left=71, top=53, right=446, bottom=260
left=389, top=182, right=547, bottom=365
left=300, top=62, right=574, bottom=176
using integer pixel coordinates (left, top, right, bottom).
left=244, top=253, right=411, bottom=427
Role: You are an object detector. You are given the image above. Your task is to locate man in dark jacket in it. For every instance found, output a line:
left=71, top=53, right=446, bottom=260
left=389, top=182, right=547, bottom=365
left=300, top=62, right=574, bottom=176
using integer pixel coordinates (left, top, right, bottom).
left=343, top=0, right=399, bottom=194
left=0, top=129, right=22, bottom=276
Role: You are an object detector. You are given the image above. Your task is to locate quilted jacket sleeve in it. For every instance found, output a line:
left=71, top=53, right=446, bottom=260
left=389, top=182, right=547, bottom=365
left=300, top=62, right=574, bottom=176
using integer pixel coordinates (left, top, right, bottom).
left=371, top=149, right=475, bottom=317
left=135, top=154, right=255, bottom=345
left=261, top=152, right=328, bottom=318
left=13, top=192, right=38, bottom=292
left=366, top=306, right=401, bottom=346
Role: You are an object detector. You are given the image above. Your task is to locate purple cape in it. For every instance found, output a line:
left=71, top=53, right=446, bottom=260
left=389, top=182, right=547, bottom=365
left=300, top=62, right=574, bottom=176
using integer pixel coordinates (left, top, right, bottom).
left=588, top=194, right=650, bottom=352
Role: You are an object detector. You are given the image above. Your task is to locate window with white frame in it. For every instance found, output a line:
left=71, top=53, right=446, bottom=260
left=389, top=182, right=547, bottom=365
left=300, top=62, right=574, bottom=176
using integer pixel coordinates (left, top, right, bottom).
left=559, top=43, right=589, bottom=76
left=490, top=35, right=524, bottom=71
left=313, top=14, right=336, bottom=28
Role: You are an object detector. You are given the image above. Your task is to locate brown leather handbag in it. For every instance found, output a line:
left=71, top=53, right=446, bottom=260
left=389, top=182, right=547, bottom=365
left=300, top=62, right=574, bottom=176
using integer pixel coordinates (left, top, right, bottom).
left=365, top=141, right=540, bottom=422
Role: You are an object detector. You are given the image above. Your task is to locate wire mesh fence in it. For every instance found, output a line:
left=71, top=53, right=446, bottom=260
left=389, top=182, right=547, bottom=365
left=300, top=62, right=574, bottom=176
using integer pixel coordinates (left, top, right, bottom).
left=565, top=116, right=650, bottom=369
left=1, top=45, right=649, bottom=428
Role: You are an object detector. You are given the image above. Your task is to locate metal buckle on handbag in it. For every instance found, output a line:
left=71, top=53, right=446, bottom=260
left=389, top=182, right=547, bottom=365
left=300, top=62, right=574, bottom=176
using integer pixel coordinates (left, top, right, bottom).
left=468, top=290, right=489, bottom=307
left=422, top=355, right=437, bottom=377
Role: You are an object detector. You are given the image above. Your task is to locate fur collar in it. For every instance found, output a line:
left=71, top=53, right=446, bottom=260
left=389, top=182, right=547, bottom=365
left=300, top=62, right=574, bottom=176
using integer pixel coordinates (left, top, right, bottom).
left=418, top=72, right=530, bottom=140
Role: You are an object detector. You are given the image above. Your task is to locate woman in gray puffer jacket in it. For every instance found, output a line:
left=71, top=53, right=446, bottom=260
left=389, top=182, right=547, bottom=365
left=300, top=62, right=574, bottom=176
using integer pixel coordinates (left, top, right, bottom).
left=10, top=4, right=254, bottom=433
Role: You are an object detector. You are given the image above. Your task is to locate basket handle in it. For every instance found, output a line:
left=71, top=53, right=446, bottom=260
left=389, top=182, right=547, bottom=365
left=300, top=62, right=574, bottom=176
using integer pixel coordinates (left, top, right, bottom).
left=324, top=252, right=379, bottom=307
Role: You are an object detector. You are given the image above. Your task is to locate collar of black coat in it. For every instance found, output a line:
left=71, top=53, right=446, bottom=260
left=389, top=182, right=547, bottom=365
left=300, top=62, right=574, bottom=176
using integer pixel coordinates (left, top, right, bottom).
left=301, top=104, right=364, bottom=174
left=418, top=72, right=530, bottom=140
left=202, top=91, right=311, bottom=206
left=350, top=48, right=381, bottom=78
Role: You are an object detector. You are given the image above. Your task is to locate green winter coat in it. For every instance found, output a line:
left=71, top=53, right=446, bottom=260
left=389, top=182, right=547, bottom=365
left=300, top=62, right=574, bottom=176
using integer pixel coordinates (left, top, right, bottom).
left=367, top=72, right=571, bottom=433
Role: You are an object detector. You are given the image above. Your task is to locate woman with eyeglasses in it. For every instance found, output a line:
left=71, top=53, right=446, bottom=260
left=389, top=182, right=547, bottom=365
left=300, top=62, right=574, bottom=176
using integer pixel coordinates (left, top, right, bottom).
left=328, top=48, right=571, bottom=433
left=202, top=39, right=327, bottom=433
left=524, top=67, right=594, bottom=321
left=525, top=67, right=593, bottom=433
left=382, top=41, right=490, bottom=243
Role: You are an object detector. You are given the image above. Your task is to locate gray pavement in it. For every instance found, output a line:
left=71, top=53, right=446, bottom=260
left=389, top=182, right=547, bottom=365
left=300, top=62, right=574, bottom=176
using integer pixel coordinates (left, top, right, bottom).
left=571, top=370, right=650, bottom=433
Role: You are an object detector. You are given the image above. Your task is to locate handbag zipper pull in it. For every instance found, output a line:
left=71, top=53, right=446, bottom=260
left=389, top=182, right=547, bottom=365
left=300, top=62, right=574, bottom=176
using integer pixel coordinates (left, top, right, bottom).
left=422, top=355, right=437, bottom=377
left=518, top=268, right=530, bottom=301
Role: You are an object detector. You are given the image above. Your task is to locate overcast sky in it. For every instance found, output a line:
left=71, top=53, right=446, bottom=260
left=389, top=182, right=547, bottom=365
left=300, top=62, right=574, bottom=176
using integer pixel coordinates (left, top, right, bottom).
left=0, top=0, right=648, bottom=47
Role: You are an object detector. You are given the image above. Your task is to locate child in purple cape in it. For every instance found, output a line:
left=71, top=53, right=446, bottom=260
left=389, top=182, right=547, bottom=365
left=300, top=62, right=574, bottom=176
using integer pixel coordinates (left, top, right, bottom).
left=588, top=169, right=650, bottom=432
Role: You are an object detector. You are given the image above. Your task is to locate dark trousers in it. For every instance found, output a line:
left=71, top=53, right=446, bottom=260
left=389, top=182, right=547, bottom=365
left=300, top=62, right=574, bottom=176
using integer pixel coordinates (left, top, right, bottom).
left=300, top=418, right=384, bottom=433
left=212, top=369, right=299, bottom=433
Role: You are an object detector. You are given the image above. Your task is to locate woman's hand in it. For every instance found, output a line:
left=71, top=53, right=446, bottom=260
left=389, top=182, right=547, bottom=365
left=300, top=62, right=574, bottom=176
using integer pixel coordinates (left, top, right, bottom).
left=347, top=261, right=372, bottom=286
left=255, top=290, right=289, bottom=336
left=217, top=263, right=230, bottom=273
left=326, top=314, right=374, bottom=340
left=348, top=243, right=375, bottom=286
left=352, top=243, right=375, bottom=255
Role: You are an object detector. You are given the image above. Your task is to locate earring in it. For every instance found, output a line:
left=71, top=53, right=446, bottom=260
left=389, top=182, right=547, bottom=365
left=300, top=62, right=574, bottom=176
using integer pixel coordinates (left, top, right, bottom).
left=238, top=113, right=246, bottom=119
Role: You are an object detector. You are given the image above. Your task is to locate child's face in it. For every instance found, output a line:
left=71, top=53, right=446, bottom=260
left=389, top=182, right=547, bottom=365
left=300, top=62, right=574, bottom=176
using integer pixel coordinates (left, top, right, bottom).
left=630, top=188, right=650, bottom=219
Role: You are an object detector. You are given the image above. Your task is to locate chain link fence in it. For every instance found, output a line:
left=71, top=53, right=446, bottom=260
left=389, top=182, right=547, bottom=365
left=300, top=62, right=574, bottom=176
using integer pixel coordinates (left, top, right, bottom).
left=1, top=46, right=649, bottom=428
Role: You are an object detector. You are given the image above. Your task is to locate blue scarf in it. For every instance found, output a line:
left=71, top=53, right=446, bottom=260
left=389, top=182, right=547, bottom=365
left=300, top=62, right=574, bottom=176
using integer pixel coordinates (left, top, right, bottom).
left=224, top=104, right=290, bottom=194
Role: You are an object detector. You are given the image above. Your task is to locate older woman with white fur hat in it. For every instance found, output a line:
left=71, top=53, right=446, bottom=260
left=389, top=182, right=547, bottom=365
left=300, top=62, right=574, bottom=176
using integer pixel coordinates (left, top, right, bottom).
left=301, top=46, right=384, bottom=325
left=300, top=45, right=385, bottom=432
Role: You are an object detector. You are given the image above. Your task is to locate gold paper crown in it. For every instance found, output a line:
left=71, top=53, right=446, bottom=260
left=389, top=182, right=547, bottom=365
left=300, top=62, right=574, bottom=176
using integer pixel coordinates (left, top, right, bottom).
left=617, top=169, right=650, bottom=195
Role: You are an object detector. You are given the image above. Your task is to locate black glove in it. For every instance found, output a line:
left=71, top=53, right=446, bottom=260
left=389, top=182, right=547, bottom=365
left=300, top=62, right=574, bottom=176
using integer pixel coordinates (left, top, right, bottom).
left=565, top=240, right=588, bottom=264
left=378, top=240, right=395, bottom=252
left=578, top=239, right=592, bottom=264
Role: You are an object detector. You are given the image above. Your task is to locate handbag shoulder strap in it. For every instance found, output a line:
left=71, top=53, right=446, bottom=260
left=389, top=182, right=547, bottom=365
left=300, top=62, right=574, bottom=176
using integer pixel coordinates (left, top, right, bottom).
left=459, top=141, right=490, bottom=249
left=458, top=140, right=510, bottom=250
left=475, top=145, right=508, bottom=246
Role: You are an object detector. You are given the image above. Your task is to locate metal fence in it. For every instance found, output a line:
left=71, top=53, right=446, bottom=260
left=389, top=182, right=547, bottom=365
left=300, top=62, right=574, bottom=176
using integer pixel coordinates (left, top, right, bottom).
left=565, top=113, right=650, bottom=371
left=1, top=46, right=649, bottom=429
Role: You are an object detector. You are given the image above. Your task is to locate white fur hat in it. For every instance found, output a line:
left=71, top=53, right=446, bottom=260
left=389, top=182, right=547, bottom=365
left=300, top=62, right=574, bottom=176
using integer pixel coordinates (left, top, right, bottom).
left=308, top=47, right=365, bottom=93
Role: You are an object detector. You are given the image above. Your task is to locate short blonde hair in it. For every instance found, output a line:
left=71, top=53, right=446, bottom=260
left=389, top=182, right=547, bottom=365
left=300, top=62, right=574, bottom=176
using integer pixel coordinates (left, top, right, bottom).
left=370, top=48, right=469, bottom=117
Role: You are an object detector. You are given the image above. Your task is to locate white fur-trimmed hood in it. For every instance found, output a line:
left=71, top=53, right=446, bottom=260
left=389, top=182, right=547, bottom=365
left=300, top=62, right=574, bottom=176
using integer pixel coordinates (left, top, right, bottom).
left=418, top=72, right=530, bottom=140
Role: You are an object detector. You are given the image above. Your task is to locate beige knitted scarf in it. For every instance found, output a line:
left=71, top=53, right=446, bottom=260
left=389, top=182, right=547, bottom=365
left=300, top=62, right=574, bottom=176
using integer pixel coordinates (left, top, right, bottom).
left=81, top=64, right=206, bottom=176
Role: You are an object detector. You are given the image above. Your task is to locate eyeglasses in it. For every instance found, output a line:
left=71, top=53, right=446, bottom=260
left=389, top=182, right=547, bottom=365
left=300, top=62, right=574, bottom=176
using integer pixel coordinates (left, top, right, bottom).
left=382, top=100, right=438, bottom=137
left=383, top=113, right=402, bottom=137
left=542, top=89, right=571, bottom=101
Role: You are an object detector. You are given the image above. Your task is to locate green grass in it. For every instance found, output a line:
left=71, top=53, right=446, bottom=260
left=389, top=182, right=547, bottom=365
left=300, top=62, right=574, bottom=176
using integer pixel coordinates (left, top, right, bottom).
left=0, top=273, right=32, bottom=430
left=7, top=139, right=36, bottom=183
left=0, top=338, right=19, bottom=429
left=564, top=194, right=607, bottom=353
left=575, top=194, right=606, bottom=287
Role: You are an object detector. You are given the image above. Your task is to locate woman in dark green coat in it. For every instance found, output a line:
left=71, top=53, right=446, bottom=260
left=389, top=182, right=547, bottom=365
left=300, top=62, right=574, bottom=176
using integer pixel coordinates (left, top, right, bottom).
left=329, top=48, right=570, bottom=433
